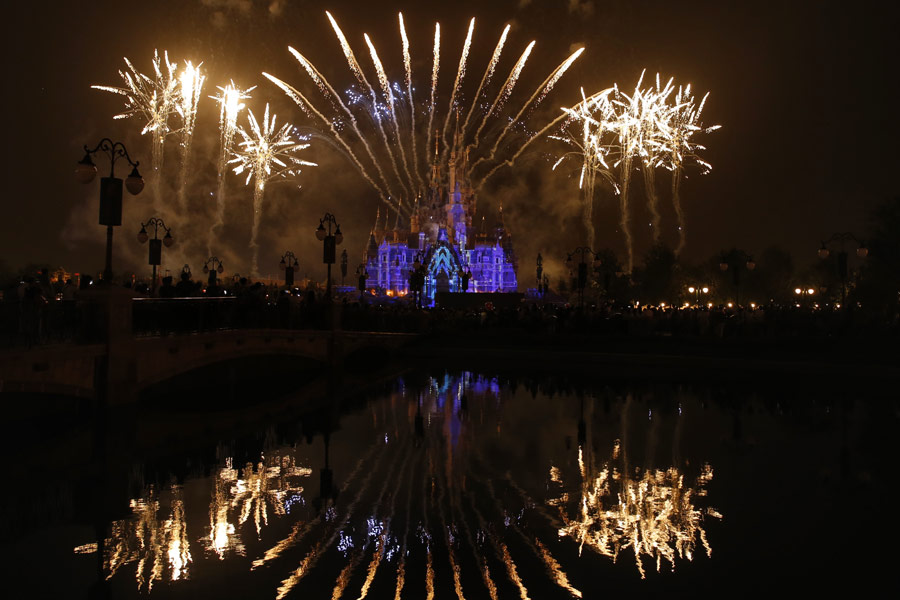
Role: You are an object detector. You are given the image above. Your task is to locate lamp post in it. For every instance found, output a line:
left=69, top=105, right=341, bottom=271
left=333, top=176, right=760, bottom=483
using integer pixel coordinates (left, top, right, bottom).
left=565, top=247, right=602, bottom=308
left=279, top=251, right=300, bottom=288
left=203, top=257, right=225, bottom=288
left=356, top=263, right=368, bottom=301
left=794, top=286, right=817, bottom=307
left=536, top=253, right=543, bottom=296
left=817, top=232, right=868, bottom=307
left=76, top=138, right=145, bottom=283
left=315, top=213, right=342, bottom=302
left=686, top=285, right=710, bottom=307
left=719, top=252, right=756, bottom=306
left=137, top=217, right=174, bottom=296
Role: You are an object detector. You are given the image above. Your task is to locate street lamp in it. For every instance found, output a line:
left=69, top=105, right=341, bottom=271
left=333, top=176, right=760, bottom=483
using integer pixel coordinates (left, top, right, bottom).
left=719, top=252, right=756, bottom=306
left=686, top=285, right=709, bottom=306
left=137, top=217, right=174, bottom=296
left=279, top=251, right=300, bottom=288
left=356, top=263, right=368, bottom=301
left=565, top=247, right=602, bottom=308
left=315, top=213, right=342, bottom=302
left=202, top=257, right=225, bottom=288
left=76, top=138, right=144, bottom=282
left=817, top=232, right=868, bottom=307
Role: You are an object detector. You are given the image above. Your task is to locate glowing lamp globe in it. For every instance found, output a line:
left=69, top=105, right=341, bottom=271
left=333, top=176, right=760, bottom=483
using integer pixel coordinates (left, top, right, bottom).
left=688, top=287, right=695, bottom=294
left=746, top=260, right=756, bottom=271
left=163, top=231, right=175, bottom=247
left=75, top=154, right=97, bottom=184
left=334, top=225, right=343, bottom=245
left=593, top=257, right=602, bottom=270
left=202, top=265, right=210, bottom=274
left=279, top=258, right=286, bottom=271
left=137, top=227, right=149, bottom=244
left=315, top=222, right=326, bottom=241
left=218, top=264, right=225, bottom=274
left=857, top=246, right=868, bottom=258
left=719, top=262, right=728, bottom=271
left=818, top=245, right=830, bottom=259
left=125, top=166, right=144, bottom=195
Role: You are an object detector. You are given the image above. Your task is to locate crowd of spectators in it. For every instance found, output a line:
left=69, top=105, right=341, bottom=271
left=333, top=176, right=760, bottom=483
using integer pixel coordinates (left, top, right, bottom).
left=2, top=268, right=897, bottom=348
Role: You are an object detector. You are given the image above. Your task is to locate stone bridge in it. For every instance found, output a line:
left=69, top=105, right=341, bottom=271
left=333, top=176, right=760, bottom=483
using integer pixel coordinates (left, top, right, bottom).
left=0, top=290, right=417, bottom=403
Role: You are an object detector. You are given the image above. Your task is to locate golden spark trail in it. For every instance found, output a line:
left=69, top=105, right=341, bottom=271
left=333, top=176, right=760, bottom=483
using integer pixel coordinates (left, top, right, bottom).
left=252, top=442, right=379, bottom=570
left=283, top=49, right=398, bottom=204
left=476, top=472, right=581, bottom=598
left=440, top=17, right=475, bottom=162
left=432, top=441, right=464, bottom=600
left=461, top=486, right=530, bottom=600
left=399, top=13, right=425, bottom=191
left=478, top=88, right=612, bottom=189
left=328, top=442, right=411, bottom=600
left=209, top=82, right=254, bottom=255
left=425, top=23, right=440, bottom=176
left=473, top=47, right=584, bottom=175
left=276, top=439, right=407, bottom=600
left=263, top=73, right=402, bottom=214
left=229, top=105, right=316, bottom=276
left=355, top=444, right=414, bottom=600
left=177, top=61, right=205, bottom=211
left=93, top=50, right=179, bottom=175
left=468, top=41, right=535, bottom=157
left=461, top=24, right=510, bottom=142
left=393, top=448, right=421, bottom=600
left=365, top=33, right=417, bottom=197
left=326, top=12, right=412, bottom=205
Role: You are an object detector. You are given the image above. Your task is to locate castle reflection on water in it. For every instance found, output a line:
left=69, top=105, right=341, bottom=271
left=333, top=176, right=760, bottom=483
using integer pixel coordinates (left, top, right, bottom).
left=75, top=372, right=725, bottom=598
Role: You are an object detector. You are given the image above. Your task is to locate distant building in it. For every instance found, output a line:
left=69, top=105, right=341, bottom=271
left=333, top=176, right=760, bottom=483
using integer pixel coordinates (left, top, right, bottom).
left=364, top=132, right=517, bottom=305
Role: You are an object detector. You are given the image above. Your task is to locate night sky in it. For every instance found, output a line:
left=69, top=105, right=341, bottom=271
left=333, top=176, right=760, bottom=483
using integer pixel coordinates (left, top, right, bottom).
left=4, top=0, right=898, bottom=284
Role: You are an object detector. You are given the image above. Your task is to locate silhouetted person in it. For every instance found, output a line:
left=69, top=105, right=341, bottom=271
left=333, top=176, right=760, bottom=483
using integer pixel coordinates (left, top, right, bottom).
left=158, top=276, right=177, bottom=298
left=175, top=272, right=194, bottom=297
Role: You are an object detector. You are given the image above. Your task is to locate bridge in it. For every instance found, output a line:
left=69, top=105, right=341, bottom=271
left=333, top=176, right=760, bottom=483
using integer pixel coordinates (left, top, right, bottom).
left=0, top=289, right=418, bottom=403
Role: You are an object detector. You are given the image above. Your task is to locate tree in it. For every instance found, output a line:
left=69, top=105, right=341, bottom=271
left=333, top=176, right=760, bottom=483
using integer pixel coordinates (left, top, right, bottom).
left=636, top=243, right=678, bottom=304
left=856, top=196, right=900, bottom=317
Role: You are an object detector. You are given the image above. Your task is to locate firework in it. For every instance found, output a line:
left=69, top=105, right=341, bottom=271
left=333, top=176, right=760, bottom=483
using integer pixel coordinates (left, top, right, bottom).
left=229, top=104, right=316, bottom=276
left=667, top=85, right=720, bottom=254
left=209, top=81, right=255, bottom=254
left=266, top=12, right=584, bottom=216
left=93, top=50, right=180, bottom=173
left=176, top=61, right=205, bottom=209
left=553, top=73, right=718, bottom=271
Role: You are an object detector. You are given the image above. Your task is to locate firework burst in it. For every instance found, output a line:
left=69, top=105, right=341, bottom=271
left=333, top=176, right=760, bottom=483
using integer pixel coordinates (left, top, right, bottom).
left=553, top=73, right=719, bottom=271
left=229, top=104, right=317, bottom=276
left=176, top=61, right=206, bottom=209
left=208, top=81, right=256, bottom=254
left=264, top=12, right=584, bottom=217
left=93, top=50, right=180, bottom=174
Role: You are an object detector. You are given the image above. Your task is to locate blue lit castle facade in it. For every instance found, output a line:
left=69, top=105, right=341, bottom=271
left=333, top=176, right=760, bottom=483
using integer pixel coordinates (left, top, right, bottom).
left=363, top=140, right=517, bottom=305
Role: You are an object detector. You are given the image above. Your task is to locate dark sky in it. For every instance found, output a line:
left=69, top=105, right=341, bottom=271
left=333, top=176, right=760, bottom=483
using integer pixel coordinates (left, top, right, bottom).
left=3, top=0, right=898, bottom=284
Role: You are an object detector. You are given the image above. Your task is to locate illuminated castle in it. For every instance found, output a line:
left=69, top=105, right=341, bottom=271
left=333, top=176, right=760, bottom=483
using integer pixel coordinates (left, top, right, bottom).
left=364, top=133, right=517, bottom=304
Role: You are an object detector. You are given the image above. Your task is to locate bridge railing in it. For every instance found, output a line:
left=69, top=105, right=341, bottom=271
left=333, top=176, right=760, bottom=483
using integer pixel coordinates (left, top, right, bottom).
left=132, top=297, right=336, bottom=336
